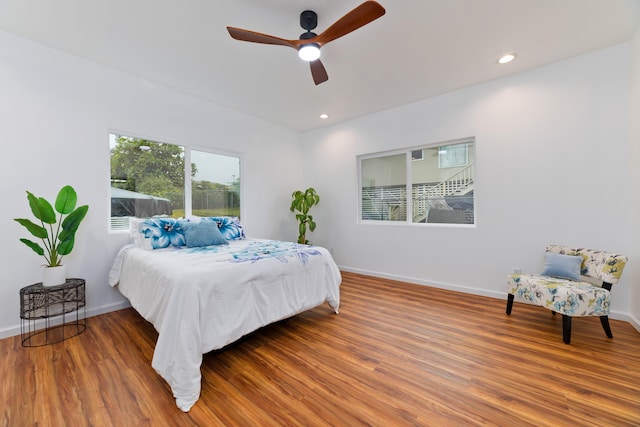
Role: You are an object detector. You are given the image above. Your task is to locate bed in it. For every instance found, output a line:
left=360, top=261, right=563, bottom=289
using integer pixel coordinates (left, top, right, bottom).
left=108, top=217, right=341, bottom=412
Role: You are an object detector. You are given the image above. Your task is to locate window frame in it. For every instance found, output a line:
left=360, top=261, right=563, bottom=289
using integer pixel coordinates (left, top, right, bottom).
left=358, top=137, right=475, bottom=226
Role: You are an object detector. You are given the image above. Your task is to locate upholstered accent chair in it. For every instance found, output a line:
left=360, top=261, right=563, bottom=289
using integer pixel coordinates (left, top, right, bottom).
left=506, top=245, right=628, bottom=344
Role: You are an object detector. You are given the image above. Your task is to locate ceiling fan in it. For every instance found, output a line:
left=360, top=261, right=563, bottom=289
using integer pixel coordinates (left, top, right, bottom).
left=226, top=1, right=386, bottom=85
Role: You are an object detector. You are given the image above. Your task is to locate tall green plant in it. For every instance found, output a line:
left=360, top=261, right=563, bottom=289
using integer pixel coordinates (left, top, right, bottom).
left=14, top=185, right=89, bottom=267
left=290, top=187, right=320, bottom=244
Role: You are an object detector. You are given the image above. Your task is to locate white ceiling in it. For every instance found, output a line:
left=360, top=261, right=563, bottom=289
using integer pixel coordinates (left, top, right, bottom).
left=0, top=0, right=638, bottom=131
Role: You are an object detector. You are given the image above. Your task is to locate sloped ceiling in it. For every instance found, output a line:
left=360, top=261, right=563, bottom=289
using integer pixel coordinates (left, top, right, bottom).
left=0, top=0, right=638, bottom=131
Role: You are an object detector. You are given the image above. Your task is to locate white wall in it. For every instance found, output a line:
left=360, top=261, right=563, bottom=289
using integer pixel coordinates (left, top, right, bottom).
left=2, top=28, right=637, bottom=339
left=0, top=30, right=303, bottom=338
left=302, top=44, right=634, bottom=321
left=628, top=28, right=640, bottom=330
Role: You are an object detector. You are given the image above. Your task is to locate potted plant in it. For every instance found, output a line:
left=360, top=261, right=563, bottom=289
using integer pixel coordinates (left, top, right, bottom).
left=14, top=185, right=89, bottom=286
left=290, top=187, right=320, bottom=244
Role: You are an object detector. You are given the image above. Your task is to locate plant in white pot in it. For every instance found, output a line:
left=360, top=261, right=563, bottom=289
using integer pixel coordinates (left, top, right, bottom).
left=14, top=185, right=89, bottom=286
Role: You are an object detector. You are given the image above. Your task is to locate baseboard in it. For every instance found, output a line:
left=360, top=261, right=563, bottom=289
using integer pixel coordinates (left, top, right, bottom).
left=338, top=265, right=636, bottom=324
left=629, top=314, right=640, bottom=333
left=86, top=300, right=131, bottom=318
left=339, top=266, right=505, bottom=300
left=0, top=300, right=131, bottom=341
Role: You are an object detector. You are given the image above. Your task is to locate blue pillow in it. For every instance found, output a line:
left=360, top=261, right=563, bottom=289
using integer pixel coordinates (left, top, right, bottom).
left=182, top=221, right=228, bottom=248
left=541, top=252, right=582, bottom=281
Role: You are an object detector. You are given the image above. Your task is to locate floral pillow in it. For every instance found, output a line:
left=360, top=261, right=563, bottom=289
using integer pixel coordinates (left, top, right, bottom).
left=199, top=216, right=246, bottom=241
left=130, top=217, right=186, bottom=250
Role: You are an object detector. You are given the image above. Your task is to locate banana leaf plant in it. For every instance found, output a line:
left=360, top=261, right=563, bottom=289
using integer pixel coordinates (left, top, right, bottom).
left=290, top=187, right=320, bottom=244
left=14, top=185, right=89, bottom=267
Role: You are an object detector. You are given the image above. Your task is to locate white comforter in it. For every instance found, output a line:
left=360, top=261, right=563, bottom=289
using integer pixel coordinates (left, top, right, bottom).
left=109, top=238, right=341, bottom=412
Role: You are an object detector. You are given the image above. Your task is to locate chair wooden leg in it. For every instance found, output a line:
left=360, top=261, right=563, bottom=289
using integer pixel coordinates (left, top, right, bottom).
left=600, top=316, right=613, bottom=338
left=562, top=315, right=571, bottom=344
left=506, top=294, right=514, bottom=315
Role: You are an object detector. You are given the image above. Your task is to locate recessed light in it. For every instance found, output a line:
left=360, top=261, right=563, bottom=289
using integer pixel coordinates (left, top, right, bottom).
left=319, top=113, right=329, bottom=119
left=498, top=53, right=516, bottom=64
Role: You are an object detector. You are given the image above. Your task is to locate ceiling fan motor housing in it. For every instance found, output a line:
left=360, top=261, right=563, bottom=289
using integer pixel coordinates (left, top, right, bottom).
left=300, top=10, right=318, bottom=31
left=299, top=31, right=317, bottom=40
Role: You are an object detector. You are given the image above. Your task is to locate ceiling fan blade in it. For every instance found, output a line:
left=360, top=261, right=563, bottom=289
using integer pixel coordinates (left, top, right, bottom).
left=227, top=27, right=300, bottom=49
left=310, top=60, right=328, bottom=85
left=315, top=1, right=385, bottom=46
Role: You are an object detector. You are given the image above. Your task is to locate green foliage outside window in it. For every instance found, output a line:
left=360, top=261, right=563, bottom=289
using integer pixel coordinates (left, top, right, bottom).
left=110, top=136, right=194, bottom=210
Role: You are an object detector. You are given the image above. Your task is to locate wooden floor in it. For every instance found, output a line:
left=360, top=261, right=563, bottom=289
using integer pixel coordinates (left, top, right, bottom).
left=2, top=271, right=639, bottom=426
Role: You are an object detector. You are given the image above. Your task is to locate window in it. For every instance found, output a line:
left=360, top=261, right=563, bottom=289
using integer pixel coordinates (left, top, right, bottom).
left=190, top=149, right=240, bottom=217
left=109, top=133, right=240, bottom=230
left=361, top=153, right=407, bottom=221
left=359, top=138, right=475, bottom=225
left=438, top=143, right=468, bottom=168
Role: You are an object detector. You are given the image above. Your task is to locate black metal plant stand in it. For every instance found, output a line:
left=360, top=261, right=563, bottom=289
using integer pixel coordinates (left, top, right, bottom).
left=19, top=278, right=86, bottom=347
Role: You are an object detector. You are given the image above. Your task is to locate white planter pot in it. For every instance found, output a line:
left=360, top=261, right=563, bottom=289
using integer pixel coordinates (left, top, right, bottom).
left=42, top=265, right=67, bottom=287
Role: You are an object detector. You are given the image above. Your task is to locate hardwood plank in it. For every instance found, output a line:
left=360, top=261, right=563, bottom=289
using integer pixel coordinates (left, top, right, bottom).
left=1, top=271, right=639, bottom=426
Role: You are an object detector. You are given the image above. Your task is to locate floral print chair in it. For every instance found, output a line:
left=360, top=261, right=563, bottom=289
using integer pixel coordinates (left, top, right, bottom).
left=506, top=245, right=628, bottom=344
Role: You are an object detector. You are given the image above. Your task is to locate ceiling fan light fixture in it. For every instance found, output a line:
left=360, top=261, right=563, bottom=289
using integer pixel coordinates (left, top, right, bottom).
left=298, top=43, right=321, bottom=61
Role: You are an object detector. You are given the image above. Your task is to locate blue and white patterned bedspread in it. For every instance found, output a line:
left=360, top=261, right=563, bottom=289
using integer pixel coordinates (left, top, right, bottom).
left=186, top=239, right=325, bottom=265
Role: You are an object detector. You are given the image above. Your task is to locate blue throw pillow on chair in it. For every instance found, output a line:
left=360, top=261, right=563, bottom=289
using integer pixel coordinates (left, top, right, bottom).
left=541, top=252, right=582, bottom=281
